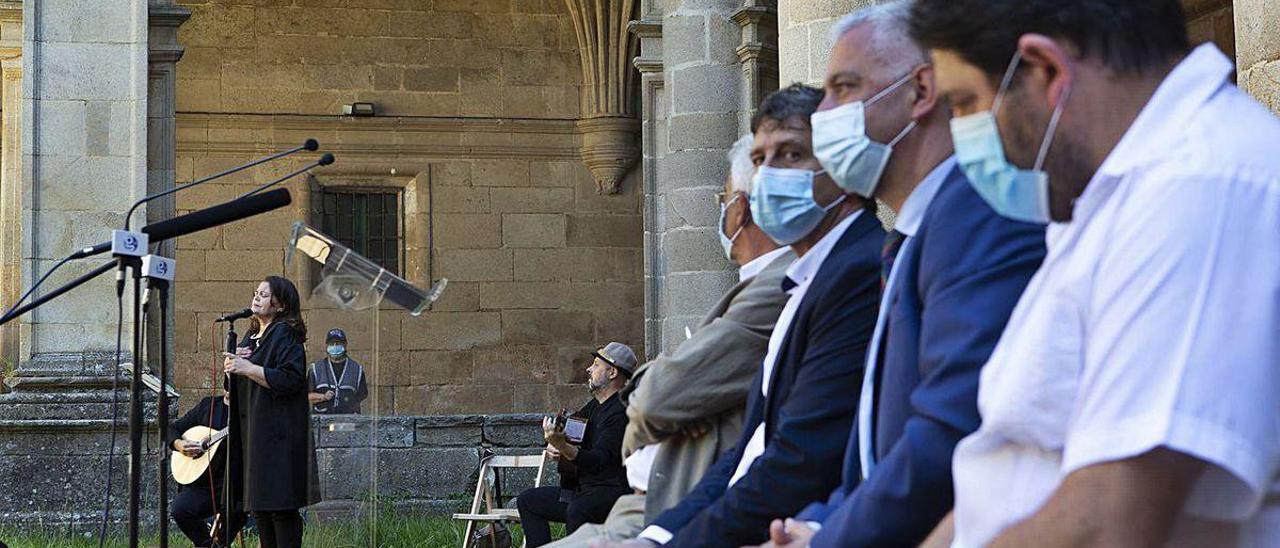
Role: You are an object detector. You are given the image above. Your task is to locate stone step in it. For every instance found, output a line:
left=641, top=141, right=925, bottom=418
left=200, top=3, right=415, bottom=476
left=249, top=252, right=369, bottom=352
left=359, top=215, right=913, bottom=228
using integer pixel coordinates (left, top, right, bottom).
left=0, top=401, right=162, bottom=422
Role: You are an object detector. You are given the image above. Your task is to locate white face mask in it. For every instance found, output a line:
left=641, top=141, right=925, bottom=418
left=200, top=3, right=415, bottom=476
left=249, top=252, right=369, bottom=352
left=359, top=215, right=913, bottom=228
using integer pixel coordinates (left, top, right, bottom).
left=812, top=72, right=918, bottom=198
left=718, top=193, right=745, bottom=260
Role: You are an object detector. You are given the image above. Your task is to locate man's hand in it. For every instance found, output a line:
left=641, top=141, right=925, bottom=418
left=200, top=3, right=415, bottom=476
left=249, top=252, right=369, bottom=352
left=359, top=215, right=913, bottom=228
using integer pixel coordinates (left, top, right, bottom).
left=744, top=518, right=814, bottom=548
left=235, top=346, right=252, bottom=359
left=678, top=421, right=711, bottom=439
left=308, top=392, right=328, bottom=405
left=175, top=440, right=205, bottom=459
left=544, top=443, right=562, bottom=460
left=542, top=416, right=568, bottom=448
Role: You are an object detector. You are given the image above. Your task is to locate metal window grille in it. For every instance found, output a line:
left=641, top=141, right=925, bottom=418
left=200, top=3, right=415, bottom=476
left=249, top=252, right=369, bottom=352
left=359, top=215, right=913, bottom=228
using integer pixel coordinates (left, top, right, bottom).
left=318, top=188, right=404, bottom=275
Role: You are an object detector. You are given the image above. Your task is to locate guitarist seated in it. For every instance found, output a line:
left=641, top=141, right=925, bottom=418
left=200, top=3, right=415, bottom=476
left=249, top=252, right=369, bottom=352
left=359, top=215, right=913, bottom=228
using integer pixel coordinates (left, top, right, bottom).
left=169, top=392, right=243, bottom=547
left=516, top=343, right=636, bottom=547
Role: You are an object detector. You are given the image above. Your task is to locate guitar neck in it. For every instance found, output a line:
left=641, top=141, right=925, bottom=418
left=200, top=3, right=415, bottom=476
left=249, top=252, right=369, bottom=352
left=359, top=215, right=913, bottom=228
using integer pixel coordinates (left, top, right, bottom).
left=202, top=428, right=230, bottom=449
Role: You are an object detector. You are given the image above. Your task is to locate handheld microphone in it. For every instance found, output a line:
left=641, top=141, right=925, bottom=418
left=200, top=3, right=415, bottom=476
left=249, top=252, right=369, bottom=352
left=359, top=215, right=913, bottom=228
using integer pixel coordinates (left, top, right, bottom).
left=215, top=308, right=252, bottom=323
left=123, top=139, right=319, bottom=230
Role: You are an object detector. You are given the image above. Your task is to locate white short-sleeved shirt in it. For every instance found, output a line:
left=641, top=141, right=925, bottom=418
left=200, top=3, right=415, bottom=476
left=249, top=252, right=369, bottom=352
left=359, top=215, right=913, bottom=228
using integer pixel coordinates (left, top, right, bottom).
left=952, top=44, right=1280, bottom=547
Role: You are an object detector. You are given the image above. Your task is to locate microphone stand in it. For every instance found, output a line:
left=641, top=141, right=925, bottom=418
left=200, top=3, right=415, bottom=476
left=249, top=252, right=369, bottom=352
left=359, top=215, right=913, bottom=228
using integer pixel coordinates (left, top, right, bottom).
left=147, top=273, right=172, bottom=548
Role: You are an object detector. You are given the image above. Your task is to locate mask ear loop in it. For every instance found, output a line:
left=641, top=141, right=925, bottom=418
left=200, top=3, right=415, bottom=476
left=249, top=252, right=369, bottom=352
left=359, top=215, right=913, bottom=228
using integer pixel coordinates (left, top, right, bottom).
left=722, top=193, right=747, bottom=242
left=992, top=51, right=1024, bottom=116
left=868, top=68, right=923, bottom=147
left=1033, top=84, right=1072, bottom=171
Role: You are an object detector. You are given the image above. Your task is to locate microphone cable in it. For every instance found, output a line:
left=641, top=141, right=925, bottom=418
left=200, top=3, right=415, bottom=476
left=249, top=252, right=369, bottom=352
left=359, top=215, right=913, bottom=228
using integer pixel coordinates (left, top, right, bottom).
left=97, top=280, right=128, bottom=547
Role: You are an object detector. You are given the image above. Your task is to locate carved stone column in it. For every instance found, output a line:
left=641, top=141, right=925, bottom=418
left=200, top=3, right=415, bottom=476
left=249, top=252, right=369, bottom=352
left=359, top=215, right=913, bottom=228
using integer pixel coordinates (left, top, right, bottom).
left=628, top=11, right=663, bottom=358
left=145, top=3, right=190, bottom=379
left=733, top=0, right=779, bottom=132
left=564, top=0, right=640, bottom=194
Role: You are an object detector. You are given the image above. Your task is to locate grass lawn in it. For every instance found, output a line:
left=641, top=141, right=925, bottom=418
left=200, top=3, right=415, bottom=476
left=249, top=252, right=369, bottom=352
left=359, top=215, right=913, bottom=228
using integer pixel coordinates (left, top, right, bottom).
left=0, top=514, right=562, bottom=547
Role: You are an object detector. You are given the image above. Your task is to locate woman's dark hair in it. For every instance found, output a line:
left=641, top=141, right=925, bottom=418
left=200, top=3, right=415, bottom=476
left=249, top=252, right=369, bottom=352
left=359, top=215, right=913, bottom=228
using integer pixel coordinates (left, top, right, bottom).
left=909, top=0, right=1190, bottom=81
left=251, top=275, right=307, bottom=342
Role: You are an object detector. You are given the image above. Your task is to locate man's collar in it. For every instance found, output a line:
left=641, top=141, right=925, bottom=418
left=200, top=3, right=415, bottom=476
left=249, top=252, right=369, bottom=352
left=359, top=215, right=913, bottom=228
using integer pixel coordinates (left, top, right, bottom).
left=783, top=210, right=864, bottom=293
left=893, top=156, right=957, bottom=237
left=739, top=246, right=791, bottom=282
left=1096, top=44, right=1232, bottom=179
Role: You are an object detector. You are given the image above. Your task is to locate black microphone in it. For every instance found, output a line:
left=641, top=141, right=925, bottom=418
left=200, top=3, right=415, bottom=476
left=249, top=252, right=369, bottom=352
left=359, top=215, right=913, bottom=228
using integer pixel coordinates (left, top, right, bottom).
left=240, top=153, right=335, bottom=199
left=143, top=188, right=292, bottom=243
left=123, top=139, right=319, bottom=230
left=216, top=308, right=252, bottom=323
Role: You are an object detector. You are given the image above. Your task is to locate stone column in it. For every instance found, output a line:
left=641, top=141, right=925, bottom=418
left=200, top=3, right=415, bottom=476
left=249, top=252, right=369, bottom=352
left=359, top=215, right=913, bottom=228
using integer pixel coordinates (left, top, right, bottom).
left=777, top=0, right=871, bottom=85
left=145, top=3, right=190, bottom=384
left=629, top=4, right=665, bottom=358
left=648, top=0, right=744, bottom=356
left=733, top=0, right=779, bottom=133
left=1234, top=0, right=1280, bottom=114
left=0, top=4, right=21, bottom=371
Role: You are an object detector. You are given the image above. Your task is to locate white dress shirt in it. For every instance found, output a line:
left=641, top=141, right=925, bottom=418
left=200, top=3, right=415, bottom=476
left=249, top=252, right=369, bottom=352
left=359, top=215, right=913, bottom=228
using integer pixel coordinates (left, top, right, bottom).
left=739, top=246, right=792, bottom=283
left=640, top=210, right=865, bottom=545
left=856, top=156, right=955, bottom=478
left=626, top=444, right=660, bottom=492
left=951, top=44, right=1280, bottom=547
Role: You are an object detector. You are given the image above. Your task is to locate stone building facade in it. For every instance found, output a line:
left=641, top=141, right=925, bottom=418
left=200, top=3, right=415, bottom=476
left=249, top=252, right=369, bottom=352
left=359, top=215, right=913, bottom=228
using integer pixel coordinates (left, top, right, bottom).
left=0, top=0, right=1276, bottom=528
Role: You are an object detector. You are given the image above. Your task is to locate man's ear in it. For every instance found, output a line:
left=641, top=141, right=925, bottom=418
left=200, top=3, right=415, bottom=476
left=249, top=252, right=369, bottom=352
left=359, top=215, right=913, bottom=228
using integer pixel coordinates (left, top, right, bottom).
left=910, top=63, right=940, bottom=121
left=1017, top=34, right=1075, bottom=108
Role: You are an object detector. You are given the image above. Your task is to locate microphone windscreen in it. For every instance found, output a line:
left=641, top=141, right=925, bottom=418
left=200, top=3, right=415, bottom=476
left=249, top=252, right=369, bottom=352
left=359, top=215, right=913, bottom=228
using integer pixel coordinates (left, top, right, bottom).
left=143, top=188, right=292, bottom=243
left=319, top=153, right=335, bottom=166
left=304, top=139, right=319, bottom=151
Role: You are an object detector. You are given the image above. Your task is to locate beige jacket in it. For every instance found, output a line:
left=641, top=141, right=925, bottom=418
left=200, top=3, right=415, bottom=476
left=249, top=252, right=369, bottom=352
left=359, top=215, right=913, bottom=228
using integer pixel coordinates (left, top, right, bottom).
left=622, top=250, right=795, bottom=522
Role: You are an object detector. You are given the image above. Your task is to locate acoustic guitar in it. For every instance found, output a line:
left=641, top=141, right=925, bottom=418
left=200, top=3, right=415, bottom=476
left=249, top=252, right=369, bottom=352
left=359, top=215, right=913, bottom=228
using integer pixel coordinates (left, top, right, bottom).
left=171, top=425, right=229, bottom=485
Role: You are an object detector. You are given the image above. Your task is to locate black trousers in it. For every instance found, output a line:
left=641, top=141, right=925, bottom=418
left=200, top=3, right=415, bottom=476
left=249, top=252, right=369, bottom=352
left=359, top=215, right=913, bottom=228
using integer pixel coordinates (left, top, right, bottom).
left=516, top=485, right=631, bottom=547
left=252, top=509, right=304, bottom=548
left=171, top=487, right=244, bottom=547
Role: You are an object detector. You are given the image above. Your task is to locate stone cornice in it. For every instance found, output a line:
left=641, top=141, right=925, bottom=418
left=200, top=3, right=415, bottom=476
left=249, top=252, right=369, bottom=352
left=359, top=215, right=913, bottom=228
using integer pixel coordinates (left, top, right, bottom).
left=627, top=18, right=662, bottom=39
left=0, top=1, right=20, bottom=23
left=149, top=4, right=191, bottom=27
left=176, top=113, right=583, bottom=161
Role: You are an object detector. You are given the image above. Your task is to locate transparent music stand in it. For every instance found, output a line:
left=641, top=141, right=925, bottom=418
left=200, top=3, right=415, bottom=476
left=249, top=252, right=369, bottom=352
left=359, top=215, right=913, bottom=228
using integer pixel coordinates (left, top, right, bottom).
left=287, top=222, right=447, bottom=543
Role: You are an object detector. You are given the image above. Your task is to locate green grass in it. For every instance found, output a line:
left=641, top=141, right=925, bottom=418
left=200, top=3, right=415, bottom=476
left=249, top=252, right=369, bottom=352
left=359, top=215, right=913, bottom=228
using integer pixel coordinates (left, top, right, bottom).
left=0, top=513, right=565, bottom=547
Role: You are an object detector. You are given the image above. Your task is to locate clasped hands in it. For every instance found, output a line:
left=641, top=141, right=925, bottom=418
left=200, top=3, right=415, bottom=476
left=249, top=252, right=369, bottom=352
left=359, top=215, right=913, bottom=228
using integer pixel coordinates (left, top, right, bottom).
left=222, top=346, right=254, bottom=376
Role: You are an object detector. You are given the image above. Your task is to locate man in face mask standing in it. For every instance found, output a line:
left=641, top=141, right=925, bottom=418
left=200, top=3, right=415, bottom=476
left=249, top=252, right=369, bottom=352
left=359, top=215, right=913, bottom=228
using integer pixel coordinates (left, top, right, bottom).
left=758, top=3, right=1046, bottom=547
left=907, top=1, right=1280, bottom=546
left=613, top=83, right=884, bottom=548
left=308, top=328, right=369, bottom=414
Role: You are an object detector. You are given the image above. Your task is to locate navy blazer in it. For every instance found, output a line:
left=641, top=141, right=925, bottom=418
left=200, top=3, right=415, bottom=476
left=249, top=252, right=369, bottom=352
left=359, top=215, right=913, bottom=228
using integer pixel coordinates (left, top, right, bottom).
left=799, top=166, right=1046, bottom=547
left=651, top=210, right=884, bottom=547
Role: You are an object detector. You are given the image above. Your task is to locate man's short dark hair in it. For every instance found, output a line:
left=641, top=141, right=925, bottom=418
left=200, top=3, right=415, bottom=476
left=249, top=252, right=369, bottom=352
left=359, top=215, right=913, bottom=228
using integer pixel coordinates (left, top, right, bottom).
left=752, top=83, right=824, bottom=133
left=908, top=0, right=1190, bottom=79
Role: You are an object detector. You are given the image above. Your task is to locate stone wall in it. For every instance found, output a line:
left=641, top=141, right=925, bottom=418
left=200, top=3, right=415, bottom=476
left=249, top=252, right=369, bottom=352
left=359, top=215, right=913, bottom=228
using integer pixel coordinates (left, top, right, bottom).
left=777, top=0, right=872, bottom=86
left=170, top=0, right=645, bottom=416
left=1234, top=0, right=1279, bottom=114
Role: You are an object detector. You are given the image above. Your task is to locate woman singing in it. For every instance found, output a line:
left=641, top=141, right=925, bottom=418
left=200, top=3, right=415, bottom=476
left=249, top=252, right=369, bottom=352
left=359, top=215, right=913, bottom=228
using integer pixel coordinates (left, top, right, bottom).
left=222, top=275, right=312, bottom=547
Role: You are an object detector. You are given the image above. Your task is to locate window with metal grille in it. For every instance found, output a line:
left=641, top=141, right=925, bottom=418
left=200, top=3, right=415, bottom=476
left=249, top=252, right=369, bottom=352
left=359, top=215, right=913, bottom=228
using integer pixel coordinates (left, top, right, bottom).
left=317, top=188, right=404, bottom=275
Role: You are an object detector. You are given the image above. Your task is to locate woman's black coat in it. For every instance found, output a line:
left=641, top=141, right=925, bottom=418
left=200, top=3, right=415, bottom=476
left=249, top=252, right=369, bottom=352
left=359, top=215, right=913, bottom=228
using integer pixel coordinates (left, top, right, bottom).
left=226, top=322, right=315, bottom=512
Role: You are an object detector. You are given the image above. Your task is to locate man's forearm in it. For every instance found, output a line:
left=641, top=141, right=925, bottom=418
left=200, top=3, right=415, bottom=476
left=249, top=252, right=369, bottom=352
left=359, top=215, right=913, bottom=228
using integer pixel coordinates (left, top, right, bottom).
left=989, top=448, right=1203, bottom=548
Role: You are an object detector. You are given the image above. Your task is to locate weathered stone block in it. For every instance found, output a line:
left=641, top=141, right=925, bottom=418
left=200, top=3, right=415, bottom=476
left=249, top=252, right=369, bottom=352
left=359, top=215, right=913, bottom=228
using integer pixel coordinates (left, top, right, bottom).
left=430, top=281, right=480, bottom=312
left=203, top=249, right=285, bottom=281
left=400, top=311, right=502, bottom=351
left=667, top=112, right=740, bottom=152
left=409, top=350, right=474, bottom=385
left=472, top=159, right=531, bottom=188
left=472, top=344, right=555, bottom=385
left=490, top=187, right=574, bottom=213
left=662, top=15, right=709, bottom=67
left=482, top=414, right=544, bottom=447
left=404, top=67, right=461, bottom=93
left=415, top=415, right=484, bottom=447
left=502, top=214, right=566, bottom=248
left=434, top=214, right=502, bottom=249
left=478, top=282, right=568, bottom=310
left=661, top=227, right=732, bottom=274
left=501, top=310, right=595, bottom=345
left=433, top=186, right=491, bottom=213
left=566, top=214, right=643, bottom=248
left=436, top=248, right=513, bottom=282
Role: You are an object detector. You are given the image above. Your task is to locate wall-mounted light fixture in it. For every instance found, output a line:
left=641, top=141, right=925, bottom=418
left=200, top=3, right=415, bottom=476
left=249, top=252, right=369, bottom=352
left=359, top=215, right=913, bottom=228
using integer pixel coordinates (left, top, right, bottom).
left=342, top=102, right=376, bottom=117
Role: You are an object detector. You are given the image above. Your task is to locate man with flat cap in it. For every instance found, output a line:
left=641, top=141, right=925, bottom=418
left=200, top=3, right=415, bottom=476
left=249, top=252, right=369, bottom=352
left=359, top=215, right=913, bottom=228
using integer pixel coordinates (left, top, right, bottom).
left=516, top=342, right=637, bottom=547
left=307, top=328, right=369, bottom=414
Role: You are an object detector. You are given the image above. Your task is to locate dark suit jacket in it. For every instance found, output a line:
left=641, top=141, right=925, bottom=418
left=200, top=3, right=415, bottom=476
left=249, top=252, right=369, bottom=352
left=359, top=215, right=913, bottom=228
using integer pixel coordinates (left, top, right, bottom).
left=800, top=166, right=1047, bottom=547
left=650, top=210, right=883, bottom=547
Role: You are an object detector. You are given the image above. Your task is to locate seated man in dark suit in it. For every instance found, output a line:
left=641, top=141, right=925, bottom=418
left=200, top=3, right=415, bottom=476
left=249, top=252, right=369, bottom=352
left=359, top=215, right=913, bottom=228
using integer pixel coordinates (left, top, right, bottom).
left=608, top=83, right=884, bottom=547
left=517, top=343, right=637, bottom=547
left=761, top=3, right=1046, bottom=547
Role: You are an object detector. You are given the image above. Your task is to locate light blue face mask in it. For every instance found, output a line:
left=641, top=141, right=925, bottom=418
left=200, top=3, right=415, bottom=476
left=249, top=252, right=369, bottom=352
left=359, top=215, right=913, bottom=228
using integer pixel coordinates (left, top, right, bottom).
left=812, top=72, right=918, bottom=198
left=950, top=52, right=1071, bottom=224
left=327, top=344, right=345, bottom=358
left=749, top=166, right=847, bottom=246
left=718, top=193, right=746, bottom=260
